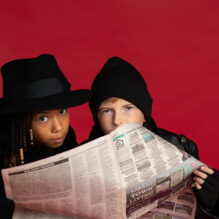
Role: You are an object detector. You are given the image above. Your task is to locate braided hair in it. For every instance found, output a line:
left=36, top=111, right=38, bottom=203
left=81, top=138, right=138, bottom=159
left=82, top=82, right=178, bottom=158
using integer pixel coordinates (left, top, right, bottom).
left=2, top=113, right=33, bottom=167
left=1, top=111, right=77, bottom=168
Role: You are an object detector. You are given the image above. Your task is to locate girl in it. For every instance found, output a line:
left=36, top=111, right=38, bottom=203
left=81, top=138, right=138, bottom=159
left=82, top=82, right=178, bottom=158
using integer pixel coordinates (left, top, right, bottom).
left=0, top=54, right=91, bottom=218
left=87, top=56, right=219, bottom=218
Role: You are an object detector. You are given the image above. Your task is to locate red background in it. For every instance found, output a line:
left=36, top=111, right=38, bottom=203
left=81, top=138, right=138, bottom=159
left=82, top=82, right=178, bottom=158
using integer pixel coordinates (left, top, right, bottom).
left=0, top=1, right=218, bottom=168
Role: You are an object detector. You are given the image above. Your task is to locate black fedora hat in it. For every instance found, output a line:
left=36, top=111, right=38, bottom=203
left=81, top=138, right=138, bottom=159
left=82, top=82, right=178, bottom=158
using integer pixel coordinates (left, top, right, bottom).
left=0, top=54, right=92, bottom=113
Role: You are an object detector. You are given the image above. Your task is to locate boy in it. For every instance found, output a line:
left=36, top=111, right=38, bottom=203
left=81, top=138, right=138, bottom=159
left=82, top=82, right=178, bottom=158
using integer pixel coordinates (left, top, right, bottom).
left=88, top=56, right=219, bottom=218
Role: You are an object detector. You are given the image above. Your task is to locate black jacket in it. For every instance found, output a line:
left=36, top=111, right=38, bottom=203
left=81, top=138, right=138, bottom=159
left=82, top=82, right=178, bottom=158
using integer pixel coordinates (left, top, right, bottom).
left=0, top=126, right=78, bottom=219
left=159, top=129, right=219, bottom=219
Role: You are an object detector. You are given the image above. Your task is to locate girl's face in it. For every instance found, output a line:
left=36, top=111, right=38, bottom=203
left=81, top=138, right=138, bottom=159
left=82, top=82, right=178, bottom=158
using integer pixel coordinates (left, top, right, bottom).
left=97, top=97, right=146, bottom=134
left=31, top=109, right=69, bottom=148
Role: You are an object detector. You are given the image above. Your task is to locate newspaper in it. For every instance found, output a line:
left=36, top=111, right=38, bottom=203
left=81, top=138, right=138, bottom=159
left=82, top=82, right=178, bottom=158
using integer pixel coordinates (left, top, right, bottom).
left=138, top=186, right=197, bottom=219
left=1, top=123, right=203, bottom=219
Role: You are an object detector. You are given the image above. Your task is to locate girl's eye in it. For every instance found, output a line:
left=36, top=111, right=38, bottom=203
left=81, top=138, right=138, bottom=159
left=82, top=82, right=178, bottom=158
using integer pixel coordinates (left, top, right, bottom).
left=39, top=116, right=48, bottom=122
left=60, top=109, right=67, bottom=115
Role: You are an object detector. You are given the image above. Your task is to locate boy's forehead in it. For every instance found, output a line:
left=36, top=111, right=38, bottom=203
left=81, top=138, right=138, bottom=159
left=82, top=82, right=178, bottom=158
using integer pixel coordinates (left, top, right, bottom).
left=100, top=97, right=132, bottom=106
left=103, top=97, right=119, bottom=103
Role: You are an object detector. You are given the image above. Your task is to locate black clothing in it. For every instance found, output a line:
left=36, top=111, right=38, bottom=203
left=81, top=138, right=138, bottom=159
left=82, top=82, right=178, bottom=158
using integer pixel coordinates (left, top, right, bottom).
left=0, top=126, right=78, bottom=219
left=86, top=119, right=219, bottom=219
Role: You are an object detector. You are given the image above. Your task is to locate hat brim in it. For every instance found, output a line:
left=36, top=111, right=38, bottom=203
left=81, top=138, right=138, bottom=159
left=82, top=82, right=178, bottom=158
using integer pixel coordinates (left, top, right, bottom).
left=0, top=89, right=92, bottom=114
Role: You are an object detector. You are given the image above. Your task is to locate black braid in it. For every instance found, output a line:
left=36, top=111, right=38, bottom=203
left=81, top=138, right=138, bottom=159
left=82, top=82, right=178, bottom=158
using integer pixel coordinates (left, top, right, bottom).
left=22, top=113, right=28, bottom=152
left=15, top=114, right=20, bottom=164
left=4, top=113, right=32, bottom=167
left=0, top=114, right=8, bottom=167
left=8, top=115, right=16, bottom=166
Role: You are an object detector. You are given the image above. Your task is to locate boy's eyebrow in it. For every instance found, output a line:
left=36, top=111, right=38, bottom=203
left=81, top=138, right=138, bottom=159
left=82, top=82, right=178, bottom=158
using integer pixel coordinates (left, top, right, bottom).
left=124, top=103, right=134, bottom=106
left=98, top=107, right=108, bottom=111
left=99, top=103, right=134, bottom=108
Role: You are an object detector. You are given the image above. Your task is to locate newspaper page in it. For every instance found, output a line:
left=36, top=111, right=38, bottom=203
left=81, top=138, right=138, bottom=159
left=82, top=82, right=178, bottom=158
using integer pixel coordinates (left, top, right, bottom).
left=13, top=206, right=74, bottom=219
left=2, top=123, right=203, bottom=219
left=109, top=123, right=202, bottom=219
left=139, top=186, right=197, bottom=219
left=2, top=134, right=125, bottom=219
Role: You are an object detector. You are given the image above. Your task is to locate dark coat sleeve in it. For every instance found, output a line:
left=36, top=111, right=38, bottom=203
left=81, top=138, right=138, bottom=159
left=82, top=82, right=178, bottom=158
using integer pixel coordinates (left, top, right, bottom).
left=158, top=128, right=219, bottom=218
left=158, top=128, right=199, bottom=159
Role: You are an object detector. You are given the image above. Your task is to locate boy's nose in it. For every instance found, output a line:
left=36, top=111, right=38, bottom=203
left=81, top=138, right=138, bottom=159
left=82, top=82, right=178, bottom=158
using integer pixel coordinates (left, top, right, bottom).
left=113, top=112, right=125, bottom=127
left=52, top=118, right=63, bottom=133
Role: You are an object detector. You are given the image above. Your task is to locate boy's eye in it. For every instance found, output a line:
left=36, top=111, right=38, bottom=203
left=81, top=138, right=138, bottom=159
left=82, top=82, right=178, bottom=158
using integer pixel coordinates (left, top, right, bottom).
left=102, top=109, right=112, bottom=114
left=60, top=109, right=67, bottom=115
left=125, top=106, right=133, bottom=111
left=39, top=116, right=48, bottom=122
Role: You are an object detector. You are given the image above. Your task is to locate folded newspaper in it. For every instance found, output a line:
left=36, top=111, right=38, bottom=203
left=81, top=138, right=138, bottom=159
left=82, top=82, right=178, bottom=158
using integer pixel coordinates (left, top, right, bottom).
left=2, top=123, right=203, bottom=219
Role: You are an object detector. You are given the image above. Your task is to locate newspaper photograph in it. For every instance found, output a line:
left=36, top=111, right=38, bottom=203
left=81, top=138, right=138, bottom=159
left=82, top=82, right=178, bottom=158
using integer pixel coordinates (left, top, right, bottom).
left=139, top=186, right=197, bottom=219
left=1, top=123, right=203, bottom=219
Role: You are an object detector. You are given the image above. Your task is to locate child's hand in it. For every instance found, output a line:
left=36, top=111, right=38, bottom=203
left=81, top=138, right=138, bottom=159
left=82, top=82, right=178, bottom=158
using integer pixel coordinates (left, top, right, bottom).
left=193, top=166, right=219, bottom=210
left=193, top=166, right=214, bottom=189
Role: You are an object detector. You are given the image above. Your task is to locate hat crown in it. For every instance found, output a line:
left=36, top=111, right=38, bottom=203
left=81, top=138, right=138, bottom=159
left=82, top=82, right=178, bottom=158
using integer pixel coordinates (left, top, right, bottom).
left=1, top=54, right=70, bottom=92
left=92, top=56, right=147, bottom=92
left=0, top=54, right=92, bottom=113
left=90, top=56, right=153, bottom=121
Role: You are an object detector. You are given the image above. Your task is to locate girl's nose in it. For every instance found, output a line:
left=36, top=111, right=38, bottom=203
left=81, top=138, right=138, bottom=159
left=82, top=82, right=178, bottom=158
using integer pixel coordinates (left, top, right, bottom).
left=52, top=118, right=63, bottom=133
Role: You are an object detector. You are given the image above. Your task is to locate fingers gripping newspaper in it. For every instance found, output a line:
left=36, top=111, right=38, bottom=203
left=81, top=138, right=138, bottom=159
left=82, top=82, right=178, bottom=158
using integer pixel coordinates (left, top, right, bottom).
left=2, top=123, right=203, bottom=219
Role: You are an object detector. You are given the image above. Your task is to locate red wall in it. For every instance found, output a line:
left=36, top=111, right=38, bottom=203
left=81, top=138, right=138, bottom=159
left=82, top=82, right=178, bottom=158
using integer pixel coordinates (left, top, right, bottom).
left=0, top=0, right=218, bottom=168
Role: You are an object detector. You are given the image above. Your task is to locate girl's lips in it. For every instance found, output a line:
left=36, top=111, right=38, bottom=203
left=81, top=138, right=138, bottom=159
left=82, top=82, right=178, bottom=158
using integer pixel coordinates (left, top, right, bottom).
left=51, top=136, right=65, bottom=144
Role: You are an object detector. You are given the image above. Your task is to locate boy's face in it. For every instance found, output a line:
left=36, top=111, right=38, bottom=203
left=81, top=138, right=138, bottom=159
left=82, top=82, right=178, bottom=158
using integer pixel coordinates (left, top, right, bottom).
left=31, top=109, right=69, bottom=148
left=97, top=97, right=145, bottom=134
